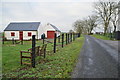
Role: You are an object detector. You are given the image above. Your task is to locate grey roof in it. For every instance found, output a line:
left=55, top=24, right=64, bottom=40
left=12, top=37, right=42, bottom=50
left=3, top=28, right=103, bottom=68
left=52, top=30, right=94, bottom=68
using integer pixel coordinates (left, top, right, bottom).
left=4, top=22, right=40, bottom=31
left=49, top=24, right=61, bottom=32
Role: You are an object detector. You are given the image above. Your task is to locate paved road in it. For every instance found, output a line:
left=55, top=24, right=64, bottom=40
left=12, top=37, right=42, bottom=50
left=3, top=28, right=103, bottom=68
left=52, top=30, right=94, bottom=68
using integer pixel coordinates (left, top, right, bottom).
left=72, top=35, right=119, bottom=78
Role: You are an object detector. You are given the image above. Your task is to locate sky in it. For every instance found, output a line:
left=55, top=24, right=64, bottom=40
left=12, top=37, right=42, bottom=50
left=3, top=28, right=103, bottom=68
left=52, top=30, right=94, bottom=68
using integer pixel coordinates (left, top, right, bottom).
left=1, top=0, right=116, bottom=32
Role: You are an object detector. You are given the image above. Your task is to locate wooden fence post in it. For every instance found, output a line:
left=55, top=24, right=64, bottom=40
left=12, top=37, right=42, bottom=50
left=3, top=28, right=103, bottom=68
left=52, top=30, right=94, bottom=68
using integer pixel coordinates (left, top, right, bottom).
left=70, top=33, right=71, bottom=42
left=66, top=33, right=67, bottom=45
left=21, top=39, right=23, bottom=45
left=78, top=33, right=80, bottom=37
left=58, top=35, right=60, bottom=43
left=71, top=33, right=72, bottom=42
left=12, top=38, right=14, bottom=44
left=62, top=33, right=64, bottom=48
left=68, top=33, right=69, bottom=44
left=73, top=33, right=75, bottom=41
left=32, top=35, right=36, bottom=68
left=43, top=38, right=44, bottom=44
left=2, top=38, right=4, bottom=44
left=54, top=33, right=57, bottom=53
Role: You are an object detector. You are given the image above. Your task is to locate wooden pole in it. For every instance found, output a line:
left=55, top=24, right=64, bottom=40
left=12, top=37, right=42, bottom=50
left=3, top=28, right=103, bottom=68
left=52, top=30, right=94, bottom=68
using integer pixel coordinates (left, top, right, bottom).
left=68, top=33, right=69, bottom=44
left=62, top=33, right=64, bottom=48
left=2, top=38, right=4, bottom=44
left=32, top=35, right=36, bottom=68
left=54, top=33, right=57, bottom=53
left=58, top=35, right=60, bottom=43
left=71, top=33, right=72, bottom=42
left=66, top=33, right=67, bottom=45
left=73, top=33, right=75, bottom=41
left=21, top=39, right=23, bottom=45
left=43, top=38, right=44, bottom=44
left=12, top=38, right=14, bottom=44
left=78, top=33, right=80, bottom=37
left=43, top=34, right=45, bottom=44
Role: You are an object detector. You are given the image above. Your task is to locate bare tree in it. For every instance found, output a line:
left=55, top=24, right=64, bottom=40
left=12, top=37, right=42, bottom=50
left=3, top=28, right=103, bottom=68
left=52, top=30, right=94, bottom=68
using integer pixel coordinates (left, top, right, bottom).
left=69, top=29, right=74, bottom=33
left=73, top=20, right=84, bottom=33
left=111, top=8, right=118, bottom=33
left=94, top=0, right=116, bottom=35
left=87, top=15, right=98, bottom=34
left=73, top=15, right=98, bottom=34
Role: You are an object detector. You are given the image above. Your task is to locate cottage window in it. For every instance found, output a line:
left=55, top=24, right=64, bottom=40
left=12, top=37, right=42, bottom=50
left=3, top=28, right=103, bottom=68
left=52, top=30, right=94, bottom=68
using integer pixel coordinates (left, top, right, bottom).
left=28, top=32, right=32, bottom=36
left=11, top=32, right=15, bottom=36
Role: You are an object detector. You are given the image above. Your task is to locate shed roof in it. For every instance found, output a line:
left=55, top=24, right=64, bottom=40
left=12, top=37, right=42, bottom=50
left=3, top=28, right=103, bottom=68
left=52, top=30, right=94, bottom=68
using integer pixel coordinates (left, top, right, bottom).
left=49, top=24, right=61, bottom=32
left=4, top=22, right=40, bottom=31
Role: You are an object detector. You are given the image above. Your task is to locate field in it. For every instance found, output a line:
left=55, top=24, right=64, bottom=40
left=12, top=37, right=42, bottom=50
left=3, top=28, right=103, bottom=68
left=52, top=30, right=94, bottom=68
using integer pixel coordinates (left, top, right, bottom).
left=2, top=36, right=84, bottom=78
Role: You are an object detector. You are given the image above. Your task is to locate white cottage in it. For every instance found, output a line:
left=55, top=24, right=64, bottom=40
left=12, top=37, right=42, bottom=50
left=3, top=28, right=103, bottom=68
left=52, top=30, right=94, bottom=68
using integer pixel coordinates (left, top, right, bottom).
left=4, top=22, right=61, bottom=40
left=4, top=22, right=44, bottom=40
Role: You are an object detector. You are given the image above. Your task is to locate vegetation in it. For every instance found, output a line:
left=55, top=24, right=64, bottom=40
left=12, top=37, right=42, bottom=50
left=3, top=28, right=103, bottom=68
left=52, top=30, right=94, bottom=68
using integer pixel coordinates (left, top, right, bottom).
left=73, top=0, right=118, bottom=35
left=94, top=0, right=118, bottom=34
left=2, top=36, right=84, bottom=78
left=91, top=34, right=113, bottom=40
left=73, top=15, right=98, bottom=34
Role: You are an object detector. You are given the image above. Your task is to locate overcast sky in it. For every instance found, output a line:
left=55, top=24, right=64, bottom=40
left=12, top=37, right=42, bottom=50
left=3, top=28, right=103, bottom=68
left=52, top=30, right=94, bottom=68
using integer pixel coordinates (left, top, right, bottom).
left=0, top=0, right=107, bottom=32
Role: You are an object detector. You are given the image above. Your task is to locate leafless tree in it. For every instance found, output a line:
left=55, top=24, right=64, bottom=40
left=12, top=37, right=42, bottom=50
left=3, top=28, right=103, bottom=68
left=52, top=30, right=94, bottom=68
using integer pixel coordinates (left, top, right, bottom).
left=111, top=9, right=118, bottom=33
left=87, top=15, right=98, bottom=34
left=73, top=15, right=98, bottom=34
left=94, top=0, right=116, bottom=35
left=69, top=29, right=74, bottom=33
left=73, top=19, right=84, bottom=34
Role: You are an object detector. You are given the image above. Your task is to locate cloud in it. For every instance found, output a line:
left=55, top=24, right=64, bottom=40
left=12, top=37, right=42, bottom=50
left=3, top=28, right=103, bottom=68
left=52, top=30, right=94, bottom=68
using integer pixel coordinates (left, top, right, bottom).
left=1, top=1, right=94, bottom=32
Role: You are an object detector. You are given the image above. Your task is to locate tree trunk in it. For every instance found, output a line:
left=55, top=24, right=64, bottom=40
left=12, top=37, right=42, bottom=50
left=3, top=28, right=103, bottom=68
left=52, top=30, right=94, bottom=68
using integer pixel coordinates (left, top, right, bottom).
left=104, top=22, right=108, bottom=35
left=113, top=24, right=116, bottom=33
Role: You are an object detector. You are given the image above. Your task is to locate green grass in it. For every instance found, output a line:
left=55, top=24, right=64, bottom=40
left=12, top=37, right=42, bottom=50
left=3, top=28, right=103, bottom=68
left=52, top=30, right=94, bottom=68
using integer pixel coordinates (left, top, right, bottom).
left=2, top=36, right=84, bottom=78
left=91, top=34, right=112, bottom=40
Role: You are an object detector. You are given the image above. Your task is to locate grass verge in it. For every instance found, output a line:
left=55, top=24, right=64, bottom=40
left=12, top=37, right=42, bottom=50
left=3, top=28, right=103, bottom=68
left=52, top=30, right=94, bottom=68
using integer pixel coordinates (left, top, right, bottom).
left=3, top=36, right=84, bottom=78
left=91, top=34, right=112, bottom=40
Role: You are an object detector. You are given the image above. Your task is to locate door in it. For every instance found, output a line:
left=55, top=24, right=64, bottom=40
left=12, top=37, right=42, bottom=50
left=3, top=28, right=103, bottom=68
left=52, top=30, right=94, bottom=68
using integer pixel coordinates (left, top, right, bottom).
left=19, top=31, right=23, bottom=40
left=47, top=31, right=55, bottom=39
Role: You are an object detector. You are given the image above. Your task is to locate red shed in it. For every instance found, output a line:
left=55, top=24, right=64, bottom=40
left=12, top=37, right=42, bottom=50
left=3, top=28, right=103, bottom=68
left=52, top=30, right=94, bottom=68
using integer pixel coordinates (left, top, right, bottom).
left=45, top=23, right=61, bottom=39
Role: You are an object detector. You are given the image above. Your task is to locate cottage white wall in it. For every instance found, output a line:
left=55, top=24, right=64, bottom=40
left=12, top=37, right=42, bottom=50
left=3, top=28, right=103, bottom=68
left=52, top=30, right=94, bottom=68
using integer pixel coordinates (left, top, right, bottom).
left=38, top=24, right=46, bottom=39
left=4, top=31, right=19, bottom=40
left=4, top=31, right=38, bottom=40
left=23, top=31, right=37, bottom=40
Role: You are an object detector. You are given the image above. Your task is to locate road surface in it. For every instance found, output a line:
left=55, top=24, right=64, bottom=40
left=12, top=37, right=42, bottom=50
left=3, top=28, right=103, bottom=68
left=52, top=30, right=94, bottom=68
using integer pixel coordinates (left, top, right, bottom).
left=72, top=35, right=119, bottom=78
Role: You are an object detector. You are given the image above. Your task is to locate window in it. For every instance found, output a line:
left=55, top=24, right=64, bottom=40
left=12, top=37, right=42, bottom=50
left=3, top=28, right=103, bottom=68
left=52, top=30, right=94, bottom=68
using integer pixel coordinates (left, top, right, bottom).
left=11, top=32, right=15, bottom=36
left=28, top=32, right=32, bottom=36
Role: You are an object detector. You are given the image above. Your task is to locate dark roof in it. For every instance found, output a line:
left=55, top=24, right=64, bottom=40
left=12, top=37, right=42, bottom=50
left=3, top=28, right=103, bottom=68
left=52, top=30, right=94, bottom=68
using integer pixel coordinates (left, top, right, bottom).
left=4, top=22, right=40, bottom=31
left=49, top=24, right=61, bottom=32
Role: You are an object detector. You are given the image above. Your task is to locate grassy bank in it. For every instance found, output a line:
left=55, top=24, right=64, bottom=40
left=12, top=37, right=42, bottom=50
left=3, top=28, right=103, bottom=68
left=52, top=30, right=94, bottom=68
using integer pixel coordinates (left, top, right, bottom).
left=91, top=34, right=111, bottom=40
left=3, top=36, right=84, bottom=78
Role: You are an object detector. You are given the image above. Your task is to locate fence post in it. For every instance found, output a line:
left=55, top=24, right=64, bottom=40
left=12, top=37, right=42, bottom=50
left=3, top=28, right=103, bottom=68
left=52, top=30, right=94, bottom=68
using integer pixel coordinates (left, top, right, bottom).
left=68, top=33, right=69, bottom=44
left=73, top=33, right=75, bottom=41
left=58, top=35, right=60, bottom=43
left=54, top=33, right=57, bottom=53
left=78, top=33, right=80, bottom=37
left=66, top=33, right=67, bottom=45
left=32, top=35, right=36, bottom=68
left=62, top=33, right=64, bottom=48
left=21, top=39, right=23, bottom=45
left=12, top=38, right=14, bottom=44
left=43, top=38, right=44, bottom=44
left=2, top=38, right=4, bottom=44
left=71, top=33, right=72, bottom=42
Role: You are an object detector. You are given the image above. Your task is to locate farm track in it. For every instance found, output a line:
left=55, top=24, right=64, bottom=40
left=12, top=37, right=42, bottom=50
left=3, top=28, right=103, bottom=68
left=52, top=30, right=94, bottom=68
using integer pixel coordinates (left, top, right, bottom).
left=72, top=35, right=119, bottom=78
